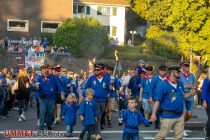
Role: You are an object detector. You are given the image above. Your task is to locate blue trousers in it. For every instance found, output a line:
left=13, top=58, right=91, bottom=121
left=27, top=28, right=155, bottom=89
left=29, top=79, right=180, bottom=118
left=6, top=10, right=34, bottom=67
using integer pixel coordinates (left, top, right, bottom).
left=66, top=125, right=74, bottom=134
left=39, top=98, right=55, bottom=130
left=206, top=103, right=210, bottom=137
left=17, top=99, right=28, bottom=115
left=122, top=132, right=140, bottom=140
left=0, top=94, right=5, bottom=115
left=80, top=125, right=94, bottom=140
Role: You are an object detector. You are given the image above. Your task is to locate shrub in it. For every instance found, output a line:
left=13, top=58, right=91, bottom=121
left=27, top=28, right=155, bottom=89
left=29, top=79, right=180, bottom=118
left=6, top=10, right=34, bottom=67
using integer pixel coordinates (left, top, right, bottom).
left=143, top=26, right=181, bottom=60
left=53, top=17, right=109, bottom=57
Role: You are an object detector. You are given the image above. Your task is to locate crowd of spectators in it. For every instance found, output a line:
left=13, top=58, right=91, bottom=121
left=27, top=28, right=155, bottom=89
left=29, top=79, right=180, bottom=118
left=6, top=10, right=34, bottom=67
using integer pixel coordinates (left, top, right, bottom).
left=0, top=35, right=70, bottom=56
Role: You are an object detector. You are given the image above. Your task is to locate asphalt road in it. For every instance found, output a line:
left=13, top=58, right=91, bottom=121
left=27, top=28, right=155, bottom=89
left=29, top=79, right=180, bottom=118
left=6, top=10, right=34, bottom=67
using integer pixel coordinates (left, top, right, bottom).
left=0, top=104, right=206, bottom=140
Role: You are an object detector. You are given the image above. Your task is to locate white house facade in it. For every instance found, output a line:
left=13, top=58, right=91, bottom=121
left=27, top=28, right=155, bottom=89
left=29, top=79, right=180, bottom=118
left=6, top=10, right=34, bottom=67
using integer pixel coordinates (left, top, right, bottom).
left=73, top=0, right=128, bottom=45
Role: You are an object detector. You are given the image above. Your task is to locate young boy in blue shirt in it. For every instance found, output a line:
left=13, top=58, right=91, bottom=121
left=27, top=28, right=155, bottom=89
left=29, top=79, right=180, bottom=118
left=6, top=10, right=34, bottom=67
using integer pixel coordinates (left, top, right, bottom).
left=79, top=89, right=98, bottom=140
left=119, top=97, right=151, bottom=140
left=61, top=93, right=78, bottom=137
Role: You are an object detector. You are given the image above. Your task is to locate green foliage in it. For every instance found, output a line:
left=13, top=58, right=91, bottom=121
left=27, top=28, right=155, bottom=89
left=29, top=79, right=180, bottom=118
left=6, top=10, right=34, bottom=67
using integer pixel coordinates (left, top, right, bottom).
left=40, top=33, right=54, bottom=46
left=132, top=0, right=210, bottom=65
left=0, top=47, right=3, bottom=53
left=143, top=26, right=181, bottom=60
left=53, top=17, right=109, bottom=57
left=102, top=45, right=167, bottom=61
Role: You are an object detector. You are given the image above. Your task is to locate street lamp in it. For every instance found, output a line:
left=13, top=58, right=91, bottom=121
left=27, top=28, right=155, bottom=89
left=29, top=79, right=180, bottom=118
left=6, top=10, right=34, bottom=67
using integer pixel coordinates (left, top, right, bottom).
left=130, top=31, right=137, bottom=46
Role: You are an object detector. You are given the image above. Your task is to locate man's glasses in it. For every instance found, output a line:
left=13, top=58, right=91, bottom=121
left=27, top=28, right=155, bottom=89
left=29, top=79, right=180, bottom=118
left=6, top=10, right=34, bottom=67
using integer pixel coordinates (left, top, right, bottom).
left=94, top=69, right=100, bottom=71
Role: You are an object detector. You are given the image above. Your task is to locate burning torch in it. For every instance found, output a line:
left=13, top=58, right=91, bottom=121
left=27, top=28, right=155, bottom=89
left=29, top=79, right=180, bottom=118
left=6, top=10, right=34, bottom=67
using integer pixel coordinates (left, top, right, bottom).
left=88, top=57, right=96, bottom=76
left=111, top=50, right=119, bottom=84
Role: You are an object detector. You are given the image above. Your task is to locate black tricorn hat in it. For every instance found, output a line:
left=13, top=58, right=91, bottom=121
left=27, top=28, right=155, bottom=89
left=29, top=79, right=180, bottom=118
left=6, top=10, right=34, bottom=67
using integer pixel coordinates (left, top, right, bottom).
left=168, top=65, right=180, bottom=71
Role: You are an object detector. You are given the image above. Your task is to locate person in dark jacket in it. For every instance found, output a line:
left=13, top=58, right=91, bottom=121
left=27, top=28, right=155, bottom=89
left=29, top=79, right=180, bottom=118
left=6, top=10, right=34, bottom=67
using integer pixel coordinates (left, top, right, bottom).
left=0, top=67, right=9, bottom=119
left=16, top=68, right=30, bottom=122
left=201, top=67, right=210, bottom=140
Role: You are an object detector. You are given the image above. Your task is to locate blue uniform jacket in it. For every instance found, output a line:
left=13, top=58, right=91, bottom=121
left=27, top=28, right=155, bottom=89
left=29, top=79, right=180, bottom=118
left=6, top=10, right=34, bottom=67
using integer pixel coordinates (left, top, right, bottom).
left=110, top=76, right=120, bottom=98
left=137, top=66, right=146, bottom=75
left=72, top=79, right=79, bottom=97
left=78, top=99, right=98, bottom=126
left=141, top=77, right=152, bottom=99
left=128, top=75, right=140, bottom=97
left=201, top=78, right=210, bottom=103
left=61, top=102, right=78, bottom=125
left=0, top=74, right=8, bottom=91
left=36, top=74, right=63, bottom=100
left=156, top=80, right=184, bottom=118
left=179, top=73, right=195, bottom=101
left=83, top=74, right=110, bottom=103
left=30, top=79, right=40, bottom=100
left=119, top=109, right=150, bottom=133
left=60, top=75, right=71, bottom=94
left=42, top=39, right=49, bottom=47
left=151, top=76, right=165, bottom=100
left=119, top=92, right=126, bottom=101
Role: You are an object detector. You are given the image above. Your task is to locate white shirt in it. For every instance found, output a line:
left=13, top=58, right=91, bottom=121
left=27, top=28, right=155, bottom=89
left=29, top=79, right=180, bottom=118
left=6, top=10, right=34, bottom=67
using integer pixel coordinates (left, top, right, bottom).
left=159, top=76, right=165, bottom=81
left=97, top=77, right=103, bottom=83
left=33, top=39, right=38, bottom=46
left=122, top=75, right=131, bottom=95
left=169, top=82, right=177, bottom=89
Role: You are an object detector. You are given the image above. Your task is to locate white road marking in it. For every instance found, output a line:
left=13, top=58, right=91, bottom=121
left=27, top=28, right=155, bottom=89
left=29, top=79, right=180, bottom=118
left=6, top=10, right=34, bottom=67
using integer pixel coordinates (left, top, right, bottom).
left=0, top=130, right=193, bottom=134
left=144, top=137, right=205, bottom=140
left=187, top=122, right=204, bottom=124
left=11, top=138, right=79, bottom=140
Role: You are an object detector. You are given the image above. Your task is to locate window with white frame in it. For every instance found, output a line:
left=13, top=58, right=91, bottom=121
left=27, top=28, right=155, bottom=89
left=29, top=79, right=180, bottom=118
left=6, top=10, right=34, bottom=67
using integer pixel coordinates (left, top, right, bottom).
left=7, top=19, right=29, bottom=32
left=103, top=26, right=117, bottom=36
left=97, top=7, right=116, bottom=16
left=73, top=4, right=90, bottom=15
left=104, top=26, right=110, bottom=35
left=78, top=5, right=85, bottom=14
left=111, top=26, right=117, bottom=36
left=41, top=21, right=61, bottom=33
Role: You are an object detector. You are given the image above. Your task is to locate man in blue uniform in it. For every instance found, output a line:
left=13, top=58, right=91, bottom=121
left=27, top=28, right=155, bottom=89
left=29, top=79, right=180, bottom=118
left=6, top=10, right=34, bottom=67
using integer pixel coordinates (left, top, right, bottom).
left=105, top=66, right=120, bottom=128
left=53, top=66, right=65, bottom=125
left=0, top=68, right=9, bottom=119
left=137, top=60, right=146, bottom=78
left=60, top=68, right=72, bottom=97
left=139, top=65, right=153, bottom=119
left=201, top=67, right=210, bottom=140
left=128, top=69, right=140, bottom=99
left=42, top=37, right=49, bottom=48
left=82, top=63, right=110, bottom=139
left=36, top=65, right=64, bottom=130
left=179, top=61, right=196, bottom=136
left=150, top=65, right=195, bottom=140
left=151, top=65, right=167, bottom=129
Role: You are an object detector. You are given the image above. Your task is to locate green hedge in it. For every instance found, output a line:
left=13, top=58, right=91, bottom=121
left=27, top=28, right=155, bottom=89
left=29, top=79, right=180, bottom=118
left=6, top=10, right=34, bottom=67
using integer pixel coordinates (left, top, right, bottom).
left=53, top=17, right=109, bottom=57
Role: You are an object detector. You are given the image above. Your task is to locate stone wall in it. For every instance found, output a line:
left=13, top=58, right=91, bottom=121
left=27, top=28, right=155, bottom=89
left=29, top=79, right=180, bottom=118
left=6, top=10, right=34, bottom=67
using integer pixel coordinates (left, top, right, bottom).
left=0, top=53, right=179, bottom=73
left=45, top=54, right=179, bottom=73
left=0, top=53, right=25, bottom=71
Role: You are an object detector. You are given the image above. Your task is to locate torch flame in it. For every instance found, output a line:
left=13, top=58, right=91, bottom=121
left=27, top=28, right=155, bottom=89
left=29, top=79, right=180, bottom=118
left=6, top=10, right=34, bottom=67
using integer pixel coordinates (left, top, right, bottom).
left=115, top=50, right=118, bottom=61
left=88, top=60, right=92, bottom=67
left=93, top=57, right=96, bottom=63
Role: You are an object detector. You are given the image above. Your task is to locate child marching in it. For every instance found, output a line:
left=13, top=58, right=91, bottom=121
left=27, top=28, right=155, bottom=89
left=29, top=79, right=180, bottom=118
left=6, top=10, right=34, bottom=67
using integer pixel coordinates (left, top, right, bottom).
left=61, top=93, right=78, bottom=137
